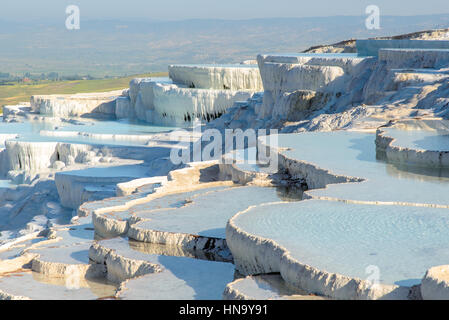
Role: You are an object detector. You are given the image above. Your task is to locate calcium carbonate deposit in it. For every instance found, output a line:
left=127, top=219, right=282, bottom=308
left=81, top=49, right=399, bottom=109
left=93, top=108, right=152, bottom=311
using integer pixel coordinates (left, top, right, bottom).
left=1, top=29, right=449, bottom=300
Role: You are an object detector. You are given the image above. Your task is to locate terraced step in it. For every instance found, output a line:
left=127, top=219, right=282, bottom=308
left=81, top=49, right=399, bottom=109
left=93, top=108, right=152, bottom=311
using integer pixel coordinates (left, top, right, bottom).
left=219, top=148, right=280, bottom=185
left=273, top=131, right=449, bottom=207
left=227, top=199, right=449, bottom=299
left=376, top=119, right=449, bottom=168
left=0, top=236, right=48, bottom=274
left=127, top=186, right=299, bottom=253
left=224, top=275, right=327, bottom=300
left=28, top=222, right=104, bottom=278
left=90, top=238, right=235, bottom=299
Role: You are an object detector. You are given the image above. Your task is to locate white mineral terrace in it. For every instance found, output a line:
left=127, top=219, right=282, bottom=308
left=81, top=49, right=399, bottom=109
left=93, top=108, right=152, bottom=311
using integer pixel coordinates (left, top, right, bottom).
left=1, top=36, right=449, bottom=300
left=376, top=119, right=449, bottom=168
left=224, top=274, right=326, bottom=300
left=223, top=130, right=449, bottom=299
left=275, top=131, right=449, bottom=206
left=91, top=237, right=235, bottom=299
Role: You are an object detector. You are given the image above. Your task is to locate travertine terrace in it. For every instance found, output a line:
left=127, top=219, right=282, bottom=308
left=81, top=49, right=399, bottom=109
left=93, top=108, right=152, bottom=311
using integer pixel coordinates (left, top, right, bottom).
left=1, top=30, right=449, bottom=300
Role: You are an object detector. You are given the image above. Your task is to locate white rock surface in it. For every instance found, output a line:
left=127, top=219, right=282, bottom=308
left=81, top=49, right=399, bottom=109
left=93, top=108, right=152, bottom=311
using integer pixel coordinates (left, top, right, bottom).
left=0, top=271, right=116, bottom=300
left=4, top=140, right=59, bottom=173
left=226, top=201, right=414, bottom=300
left=421, top=265, right=449, bottom=300
left=376, top=119, right=449, bottom=168
left=169, top=64, right=263, bottom=90
left=152, top=82, right=253, bottom=125
left=115, top=96, right=132, bottom=119
left=31, top=91, right=122, bottom=118
left=259, top=62, right=345, bottom=94
left=2, top=32, right=449, bottom=301
left=379, top=49, right=449, bottom=69
left=126, top=78, right=172, bottom=122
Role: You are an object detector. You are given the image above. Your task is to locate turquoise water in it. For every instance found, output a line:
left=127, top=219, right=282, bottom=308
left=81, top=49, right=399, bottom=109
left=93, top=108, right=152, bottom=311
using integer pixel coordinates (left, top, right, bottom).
left=115, top=186, right=230, bottom=217
left=243, top=131, right=449, bottom=286
left=0, top=118, right=177, bottom=147
left=276, top=131, right=449, bottom=205
left=58, top=165, right=150, bottom=178
left=134, top=186, right=296, bottom=239
left=384, top=127, right=449, bottom=151
left=235, top=199, right=449, bottom=286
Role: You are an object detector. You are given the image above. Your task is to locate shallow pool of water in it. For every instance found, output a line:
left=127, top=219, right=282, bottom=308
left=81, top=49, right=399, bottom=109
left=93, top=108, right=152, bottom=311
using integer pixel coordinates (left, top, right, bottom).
left=235, top=199, right=449, bottom=286
left=276, top=131, right=449, bottom=206
left=99, top=238, right=235, bottom=300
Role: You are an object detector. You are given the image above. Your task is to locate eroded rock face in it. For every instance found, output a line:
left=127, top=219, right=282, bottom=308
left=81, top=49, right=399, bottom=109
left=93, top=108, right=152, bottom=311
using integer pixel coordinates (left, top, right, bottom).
left=271, top=90, right=331, bottom=121
left=169, top=64, right=263, bottom=91
left=421, top=265, right=449, bottom=300
left=151, top=83, right=253, bottom=125
left=0, top=216, right=119, bottom=300
left=224, top=274, right=327, bottom=300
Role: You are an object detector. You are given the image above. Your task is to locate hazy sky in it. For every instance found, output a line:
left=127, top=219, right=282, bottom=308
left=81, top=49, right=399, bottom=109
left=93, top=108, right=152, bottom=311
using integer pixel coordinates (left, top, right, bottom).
left=2, top=0, right=449, bottom=21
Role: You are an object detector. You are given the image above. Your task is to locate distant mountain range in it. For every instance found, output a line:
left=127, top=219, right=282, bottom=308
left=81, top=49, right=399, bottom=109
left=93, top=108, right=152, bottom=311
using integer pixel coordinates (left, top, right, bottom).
left=0, top=14, right=448, bottom=77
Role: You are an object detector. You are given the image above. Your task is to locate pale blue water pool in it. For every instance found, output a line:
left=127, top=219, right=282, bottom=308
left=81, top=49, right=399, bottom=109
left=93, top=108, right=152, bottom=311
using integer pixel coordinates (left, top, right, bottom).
left=384, top=127, right=449, bottom=151
left=172, top=64, right=258, bottom=68
left=276, top=131, right=449, bottom=205
left=230, top=275, right=310, bottom=299
left=263, top=53, right=359, bottom=58
left=58, top=164, right=150, bottom=179
left=235, top=199, right=449, bottom=286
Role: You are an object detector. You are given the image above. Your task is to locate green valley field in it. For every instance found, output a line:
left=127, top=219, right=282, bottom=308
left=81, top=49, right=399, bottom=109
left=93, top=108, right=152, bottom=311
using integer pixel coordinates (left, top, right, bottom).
left=0, top=72, right=167, bottom=111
